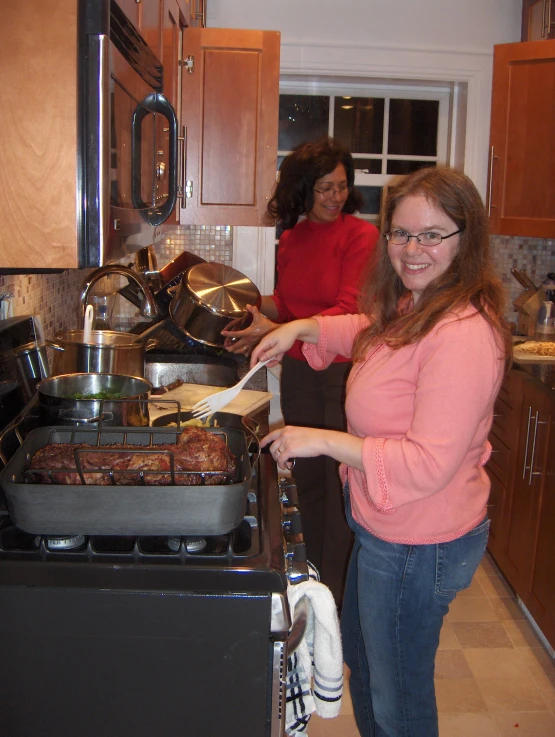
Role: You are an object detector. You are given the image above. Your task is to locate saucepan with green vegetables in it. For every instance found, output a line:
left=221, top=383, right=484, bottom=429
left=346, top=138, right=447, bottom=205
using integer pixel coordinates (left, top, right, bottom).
left=37, top=373, right=152, bottom=427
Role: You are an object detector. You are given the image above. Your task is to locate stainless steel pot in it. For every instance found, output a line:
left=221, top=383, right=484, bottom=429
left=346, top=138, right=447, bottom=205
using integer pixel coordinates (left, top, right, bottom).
left=48, top=330, right=155, bottom=377
left=0, top=342, right=50, bottom=402
left=169, top=262, right=261, bottom=347
left=37, top=373, right=152, bottom=426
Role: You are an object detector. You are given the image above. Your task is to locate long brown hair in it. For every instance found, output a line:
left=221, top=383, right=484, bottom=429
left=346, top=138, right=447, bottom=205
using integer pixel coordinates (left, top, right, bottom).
left=265, top=137, right=363, bottom=229
left=352, top=166, right=512, bottom=363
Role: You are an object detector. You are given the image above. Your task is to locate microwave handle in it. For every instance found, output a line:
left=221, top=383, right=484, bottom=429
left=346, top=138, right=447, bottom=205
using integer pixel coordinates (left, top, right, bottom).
left=131, top=93, right=178, bottom=226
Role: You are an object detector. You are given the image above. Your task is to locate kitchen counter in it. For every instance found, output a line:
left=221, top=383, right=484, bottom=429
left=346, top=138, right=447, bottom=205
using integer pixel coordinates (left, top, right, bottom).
left=513, top=361, right=555, bottom=394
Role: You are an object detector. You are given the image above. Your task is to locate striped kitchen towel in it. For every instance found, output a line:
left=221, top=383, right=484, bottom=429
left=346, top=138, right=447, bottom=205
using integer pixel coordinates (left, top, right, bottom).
left=285, top=571, right=343, bottom=735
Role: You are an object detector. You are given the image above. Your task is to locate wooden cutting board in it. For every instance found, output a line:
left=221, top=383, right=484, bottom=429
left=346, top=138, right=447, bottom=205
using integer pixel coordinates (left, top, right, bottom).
left=149, top=383, right=273, bottom=422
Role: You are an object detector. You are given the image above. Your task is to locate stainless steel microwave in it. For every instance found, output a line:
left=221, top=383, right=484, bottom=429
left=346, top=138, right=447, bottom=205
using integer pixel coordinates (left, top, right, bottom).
left=79, top=0, right=177, bottom=267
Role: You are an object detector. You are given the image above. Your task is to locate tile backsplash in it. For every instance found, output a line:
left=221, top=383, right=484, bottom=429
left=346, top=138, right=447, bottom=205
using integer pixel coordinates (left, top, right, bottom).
left=0, top=225, right=233, bottom=337
left=0, top=229, right=553, bottom=338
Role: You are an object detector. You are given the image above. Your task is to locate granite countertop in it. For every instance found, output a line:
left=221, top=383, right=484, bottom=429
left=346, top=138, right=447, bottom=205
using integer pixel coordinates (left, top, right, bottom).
left=514, top=361, right=555, bottom=394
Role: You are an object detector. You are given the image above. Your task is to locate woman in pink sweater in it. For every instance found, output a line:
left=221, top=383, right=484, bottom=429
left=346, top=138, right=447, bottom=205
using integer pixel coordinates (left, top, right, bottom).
left=251, top=167, right=512, bottom=737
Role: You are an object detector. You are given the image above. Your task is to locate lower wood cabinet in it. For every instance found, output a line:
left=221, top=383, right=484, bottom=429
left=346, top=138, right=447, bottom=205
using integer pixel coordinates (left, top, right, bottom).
left=487, top=368, right=555, bottom=648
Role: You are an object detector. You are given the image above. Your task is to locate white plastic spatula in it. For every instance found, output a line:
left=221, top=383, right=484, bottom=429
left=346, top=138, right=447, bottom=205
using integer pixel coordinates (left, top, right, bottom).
left=83, top=304, right=94, bottom=344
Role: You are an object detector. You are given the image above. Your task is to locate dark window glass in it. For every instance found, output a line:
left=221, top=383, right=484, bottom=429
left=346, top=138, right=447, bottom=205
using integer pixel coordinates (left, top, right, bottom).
left=278, top=95, right=329, bottom=151
left=386, top=160, right=437, bottom=175
left=356, top=185, right=383, bottom=215
left=353, top=158, right=382, bottom=174
left=334, top=97, right=384, bottom=154
left=388, top=99, right=439, bottom=156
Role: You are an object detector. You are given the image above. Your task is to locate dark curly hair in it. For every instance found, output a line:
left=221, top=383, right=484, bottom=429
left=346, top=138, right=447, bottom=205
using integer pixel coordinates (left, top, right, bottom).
left=265, top=137, right=364, bottom=229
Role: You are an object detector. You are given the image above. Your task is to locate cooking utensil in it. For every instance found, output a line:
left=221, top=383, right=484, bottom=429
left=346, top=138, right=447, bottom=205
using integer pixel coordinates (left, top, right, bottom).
left=0, top=425, right=251, bottom=536
left=83, top=304, right=94, bottom=343
left=168, top=262, right=261, bottom=347
left=48, top=330, right=155, bottom=377
left=190, top=360, right=270, bottom=419
left=37, top=373, right=152, bottom=426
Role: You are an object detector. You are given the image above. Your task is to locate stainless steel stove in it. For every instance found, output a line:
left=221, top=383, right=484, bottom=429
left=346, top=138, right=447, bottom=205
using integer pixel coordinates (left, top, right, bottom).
left=0, top=396, right=308, bottom=737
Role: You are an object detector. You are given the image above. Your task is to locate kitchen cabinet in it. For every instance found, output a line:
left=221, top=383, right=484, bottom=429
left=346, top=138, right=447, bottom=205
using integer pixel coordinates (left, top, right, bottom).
left=521, top=0, right=555, bottom=40
left=176, top=0, right=206, bottom=28
left=486, top=370, right=522, bottom=560
left=486, top=40, right=555, bottom=238
left=178, top=28, right=280, bottom=227
left=487, top=368, right=555, bottom=648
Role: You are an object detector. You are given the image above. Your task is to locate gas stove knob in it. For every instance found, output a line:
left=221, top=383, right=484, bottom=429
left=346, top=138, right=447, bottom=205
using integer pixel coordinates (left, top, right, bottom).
left=279, top=477, right=299, bottom=507
left=282, top=508, right=302, bottom=536
left=286, top=541, right=307, bottom=564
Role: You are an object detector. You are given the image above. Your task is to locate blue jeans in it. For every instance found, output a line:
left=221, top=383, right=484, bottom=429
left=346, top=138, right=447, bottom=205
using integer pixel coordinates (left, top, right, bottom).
left=341, top=491, right=490, bottom=737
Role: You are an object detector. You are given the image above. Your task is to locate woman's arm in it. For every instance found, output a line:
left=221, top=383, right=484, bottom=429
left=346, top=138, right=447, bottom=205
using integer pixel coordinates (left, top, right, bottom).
left=261, top=426, right=364, bottom=471
left=250, top=318, right=319, bottom=366
left=221, top=296, right=280, bottom=355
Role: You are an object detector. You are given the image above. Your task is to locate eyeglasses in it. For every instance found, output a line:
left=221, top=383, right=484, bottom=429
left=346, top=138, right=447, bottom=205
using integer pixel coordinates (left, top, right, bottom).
left=385, top=229, right=463, bottom=247
left=313, top=185, right=352, bottom=198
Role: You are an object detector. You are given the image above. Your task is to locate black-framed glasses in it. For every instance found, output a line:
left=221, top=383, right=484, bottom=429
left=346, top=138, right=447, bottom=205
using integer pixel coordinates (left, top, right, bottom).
left=313, top=185, right=352, bottom=198
left=385, top=229, right=463, bottom=247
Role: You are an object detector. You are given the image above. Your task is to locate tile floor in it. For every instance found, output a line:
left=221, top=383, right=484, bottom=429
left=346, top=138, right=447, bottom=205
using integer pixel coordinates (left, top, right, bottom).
left=307, top=553, right=555, bottom=737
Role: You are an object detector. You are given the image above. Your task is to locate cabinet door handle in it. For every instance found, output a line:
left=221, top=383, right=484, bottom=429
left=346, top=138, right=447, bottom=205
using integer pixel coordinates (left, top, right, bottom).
left=528, top=413, right=548, bottom=485
left=522, top=406, right=533, bottom=480
left=177, top=125, right=187, bottom=205
left=487, top=146, right=496, bottom=218
left=542, top=0, right=552, bottom=37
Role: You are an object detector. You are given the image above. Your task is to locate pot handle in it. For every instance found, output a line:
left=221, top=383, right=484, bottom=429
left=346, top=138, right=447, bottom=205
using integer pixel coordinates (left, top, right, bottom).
left=46, top=340, right=65, bottom=352
left=59, top=412, right=113, bottom=424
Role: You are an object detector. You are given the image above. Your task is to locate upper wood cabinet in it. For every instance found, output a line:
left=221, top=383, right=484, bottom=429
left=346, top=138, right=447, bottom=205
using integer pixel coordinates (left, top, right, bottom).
left=178, top=28, right=280, bottom=227
left=176, top=0, right=206, bottom=28
left=0, top=0, right=80, bottom=269
left=487, top=40, right=555, bottom=238
left=522, top=0, right=555, bottom=40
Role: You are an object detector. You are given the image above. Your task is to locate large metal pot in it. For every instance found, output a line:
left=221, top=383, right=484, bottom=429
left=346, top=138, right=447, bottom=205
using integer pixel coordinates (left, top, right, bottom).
left=37, top=373, right=152, bottom=427
left=0, top=341, right=50, bottom=402
left=47, top=330, right=155, bottom=377
left=169, top=262, right=261, bottom=347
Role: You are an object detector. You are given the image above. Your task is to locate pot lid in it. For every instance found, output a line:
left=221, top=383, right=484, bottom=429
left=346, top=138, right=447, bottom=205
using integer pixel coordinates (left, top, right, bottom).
left=184, top=263, right=260, bottom=316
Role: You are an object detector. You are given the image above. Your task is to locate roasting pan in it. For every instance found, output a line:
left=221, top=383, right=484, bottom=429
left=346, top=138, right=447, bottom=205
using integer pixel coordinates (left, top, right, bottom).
left=0, top=426, right=252, bottom=536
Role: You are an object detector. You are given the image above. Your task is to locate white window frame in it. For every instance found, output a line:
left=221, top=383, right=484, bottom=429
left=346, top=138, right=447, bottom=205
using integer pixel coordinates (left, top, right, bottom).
left=278, top=78, right=452, bottom=193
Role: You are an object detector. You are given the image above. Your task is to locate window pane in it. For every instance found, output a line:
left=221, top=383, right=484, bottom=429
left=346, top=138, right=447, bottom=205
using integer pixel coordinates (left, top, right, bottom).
left=278, top=95, right=329, bottom=151
left=356, top=185, right=383, bottom=215
left=388, top=99, right=439, bottom=156
left=353, top=158, right=382, bottom=174
left=334, top=97, right=384, bottom=154
left=386, top=161, right=436, bottom=175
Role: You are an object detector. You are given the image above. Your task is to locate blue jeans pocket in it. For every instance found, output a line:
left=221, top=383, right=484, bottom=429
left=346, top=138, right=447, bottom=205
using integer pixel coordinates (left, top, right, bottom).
left=435, top=517, right=490, bottom=597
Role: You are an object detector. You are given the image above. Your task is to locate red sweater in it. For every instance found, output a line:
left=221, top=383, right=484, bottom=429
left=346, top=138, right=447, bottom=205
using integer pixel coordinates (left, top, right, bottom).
left=271, top=214, right=379, bottom=361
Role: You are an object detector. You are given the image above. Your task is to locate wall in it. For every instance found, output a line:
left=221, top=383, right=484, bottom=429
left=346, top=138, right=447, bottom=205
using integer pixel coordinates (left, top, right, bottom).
left=207, top=0, right=522, bottom=197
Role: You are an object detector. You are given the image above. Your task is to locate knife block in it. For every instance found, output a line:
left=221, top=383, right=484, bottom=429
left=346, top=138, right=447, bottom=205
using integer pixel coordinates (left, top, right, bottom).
left=514, top=288, right=546, bottom=336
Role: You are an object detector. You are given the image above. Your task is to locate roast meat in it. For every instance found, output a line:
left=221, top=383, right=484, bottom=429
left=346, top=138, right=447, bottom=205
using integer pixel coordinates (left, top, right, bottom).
left=29, top=427, right=237, bottom=486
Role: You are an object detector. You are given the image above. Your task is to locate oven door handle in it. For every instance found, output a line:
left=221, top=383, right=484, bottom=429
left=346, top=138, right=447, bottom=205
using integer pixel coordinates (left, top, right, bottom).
left=287, top=595, right=309, bottom=655
left=131, top=93, right=178, bottom=226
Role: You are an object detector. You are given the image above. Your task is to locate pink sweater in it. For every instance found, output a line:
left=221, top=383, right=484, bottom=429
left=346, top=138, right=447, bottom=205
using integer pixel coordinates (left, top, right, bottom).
left=302, top=307, right=505, bottom=544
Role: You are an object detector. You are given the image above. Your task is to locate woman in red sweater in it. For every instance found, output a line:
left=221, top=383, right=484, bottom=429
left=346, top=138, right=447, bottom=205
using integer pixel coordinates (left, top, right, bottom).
left=223, top=138, right=379, bottom=606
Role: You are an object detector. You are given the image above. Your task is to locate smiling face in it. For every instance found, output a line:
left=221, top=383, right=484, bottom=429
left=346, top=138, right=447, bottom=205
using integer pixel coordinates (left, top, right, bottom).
left=307, top=163, right=349, bottom=224
left=387, top=194, right=461, bottom=305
